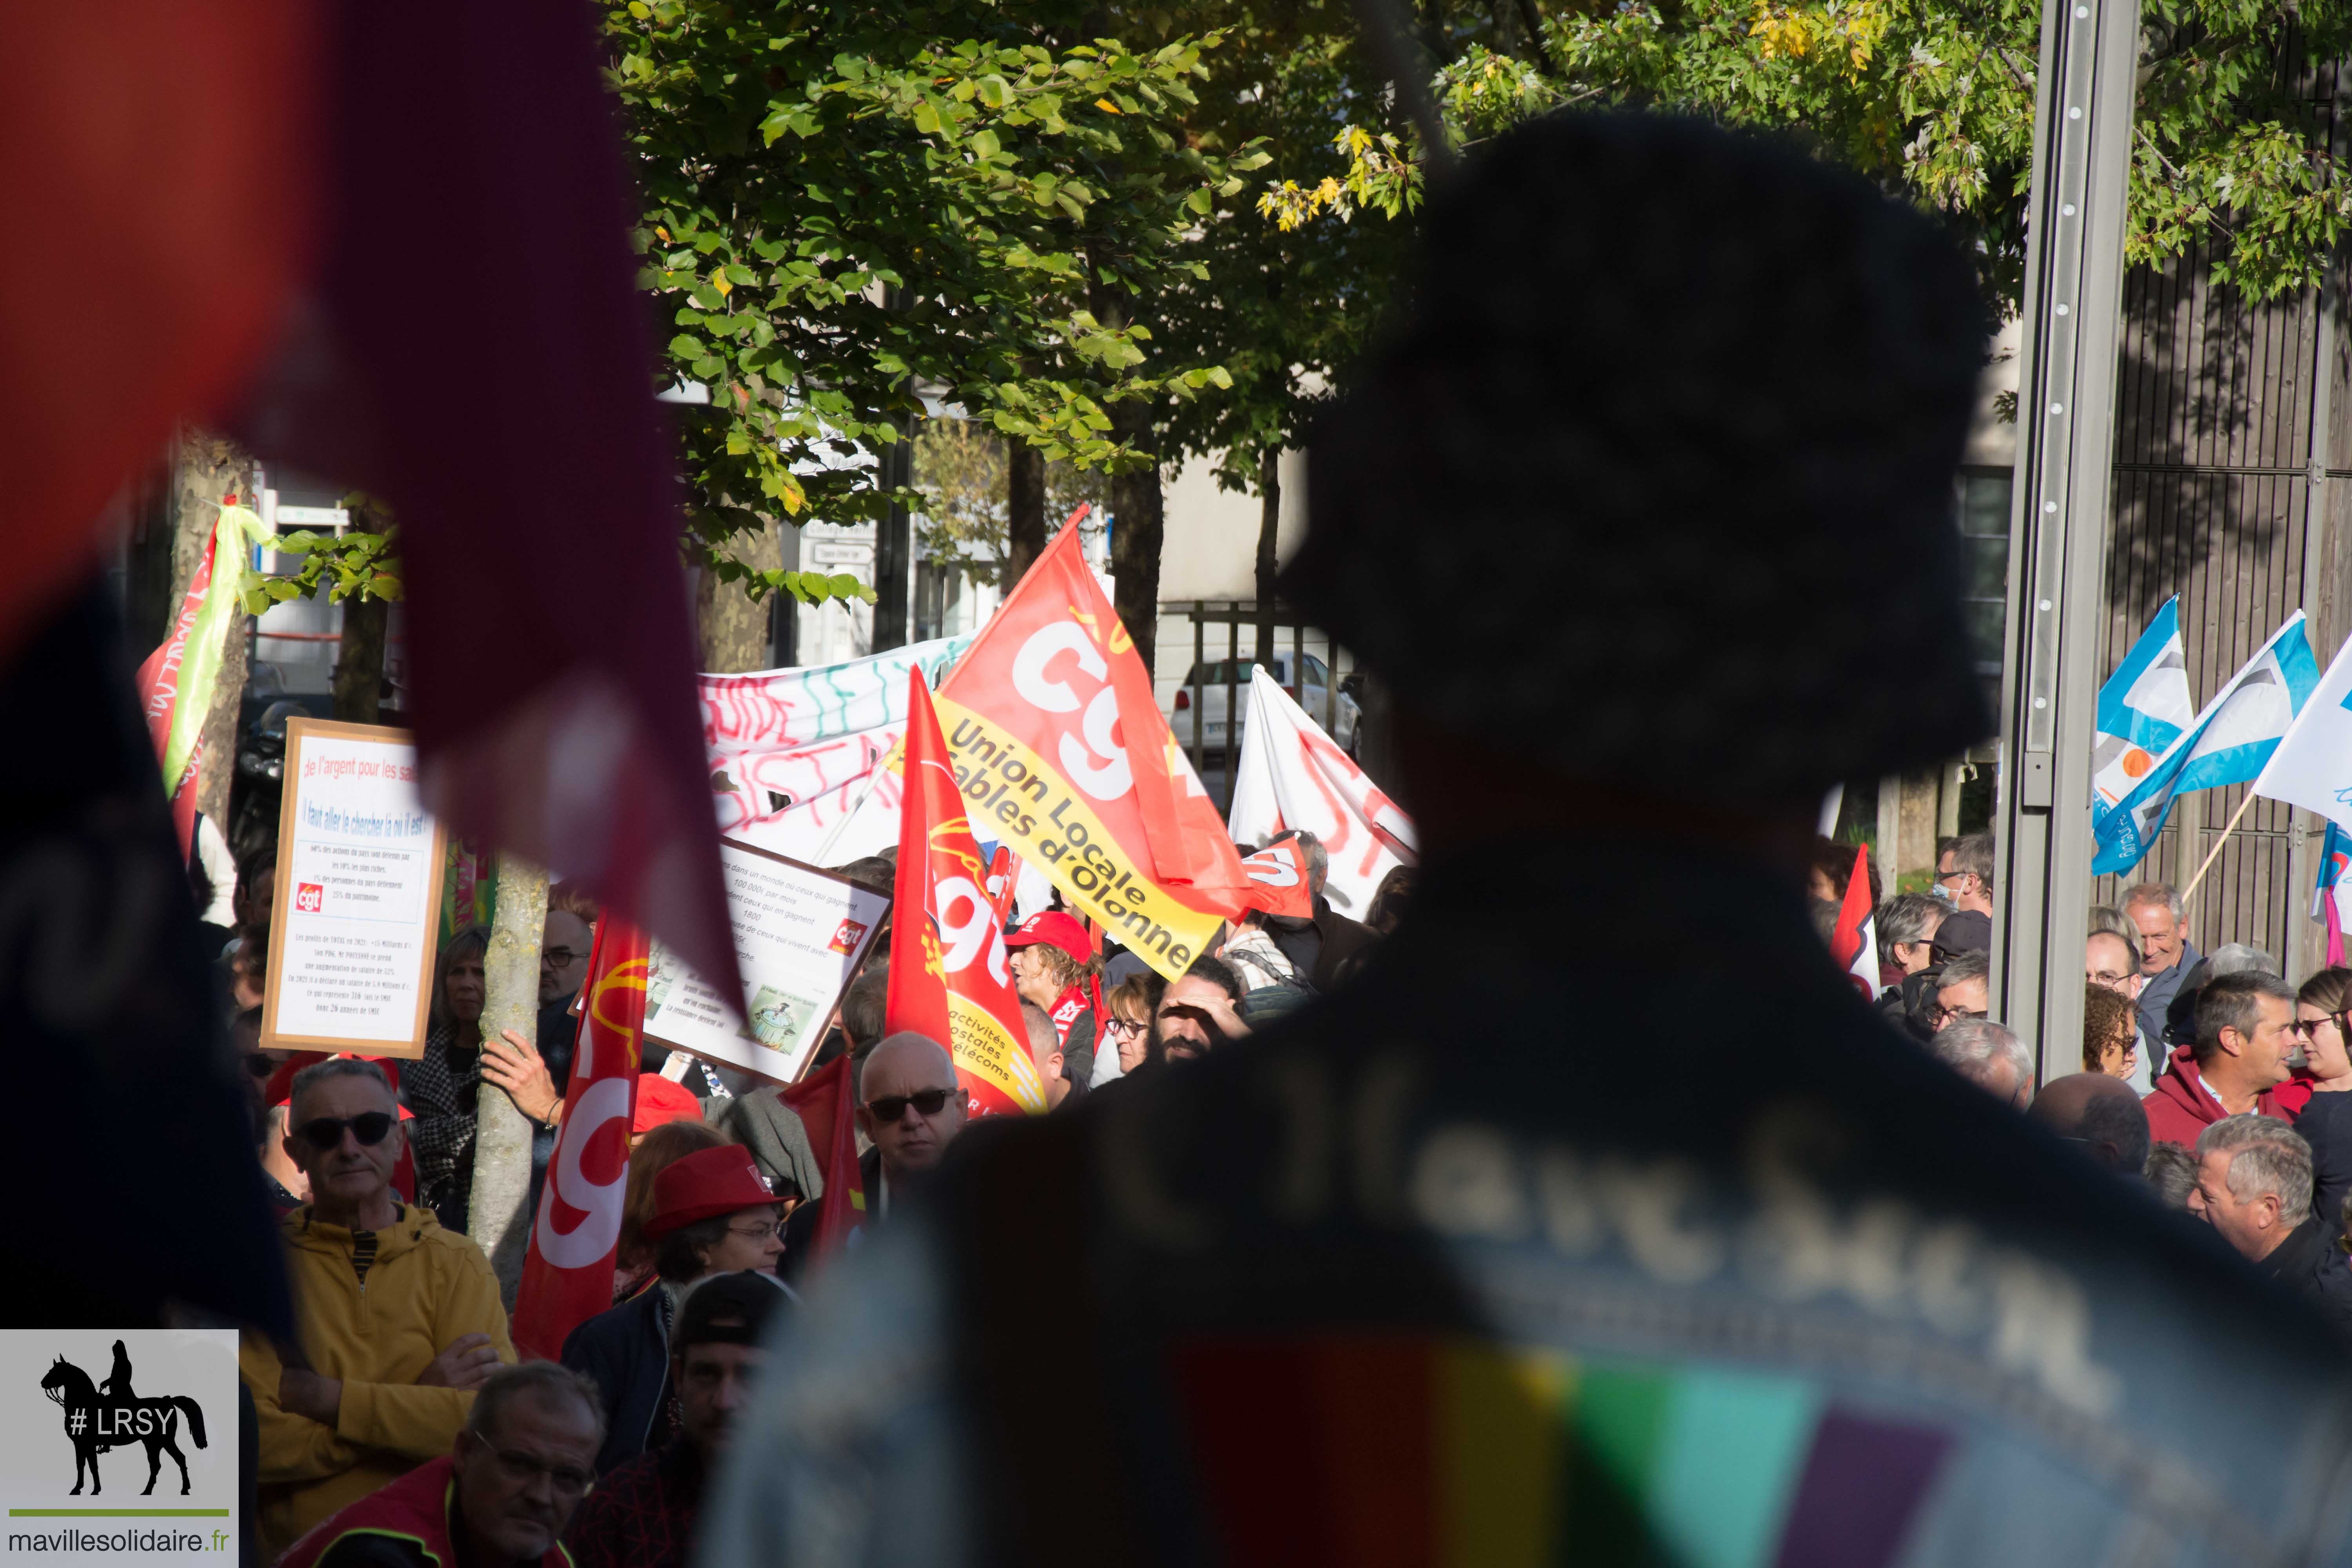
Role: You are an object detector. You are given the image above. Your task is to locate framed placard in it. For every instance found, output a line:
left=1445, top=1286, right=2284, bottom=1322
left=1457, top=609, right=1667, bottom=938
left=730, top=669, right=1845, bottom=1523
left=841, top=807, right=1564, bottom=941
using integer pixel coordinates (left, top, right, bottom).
left=642, top=839, right=889, bottom=1083
left=260, top=718, right=448, bottom=1057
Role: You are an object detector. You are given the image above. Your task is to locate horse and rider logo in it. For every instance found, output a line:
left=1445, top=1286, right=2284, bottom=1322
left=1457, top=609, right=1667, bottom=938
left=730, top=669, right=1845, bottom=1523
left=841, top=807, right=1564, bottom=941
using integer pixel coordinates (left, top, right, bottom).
left=38, top=1341, right=209, bottom=1495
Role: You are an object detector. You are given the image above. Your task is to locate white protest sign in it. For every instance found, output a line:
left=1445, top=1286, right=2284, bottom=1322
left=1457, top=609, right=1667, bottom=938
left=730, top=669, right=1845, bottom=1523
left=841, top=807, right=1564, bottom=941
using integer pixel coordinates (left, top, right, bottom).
left=262, top=719, right=445, bottom=1056
left=2255, top=628, right=2352, bottom=830
left=641, top=840, right=890, bottom=1083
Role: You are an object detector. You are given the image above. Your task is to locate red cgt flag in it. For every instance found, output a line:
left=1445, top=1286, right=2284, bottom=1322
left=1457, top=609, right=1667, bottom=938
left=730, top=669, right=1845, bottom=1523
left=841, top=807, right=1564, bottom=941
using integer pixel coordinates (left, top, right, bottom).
left=887, top=670, right=1046, bottom=1118
left=512, top=918, right=646, bottom=1361
left=1236, top=839, right=1314, bottom=920
left=935, top=514, right=1253, bottom=981
left=1829, top=845, right=1878, bottom=1003
left=779, top=1053, right=864, bottom=1268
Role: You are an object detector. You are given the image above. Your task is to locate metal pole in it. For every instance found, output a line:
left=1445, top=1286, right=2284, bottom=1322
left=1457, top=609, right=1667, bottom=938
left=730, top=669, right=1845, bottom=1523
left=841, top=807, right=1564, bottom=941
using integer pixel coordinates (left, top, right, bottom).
left=1991, top=0, right=2143, bottom=1083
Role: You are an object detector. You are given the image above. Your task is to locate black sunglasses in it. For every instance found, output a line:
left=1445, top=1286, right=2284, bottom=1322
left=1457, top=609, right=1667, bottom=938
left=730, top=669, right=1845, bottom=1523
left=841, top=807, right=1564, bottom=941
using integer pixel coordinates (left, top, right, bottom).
left=864, top=1087, right=960, bottom=1124
left=293, top=1112, right=395, bottom=1151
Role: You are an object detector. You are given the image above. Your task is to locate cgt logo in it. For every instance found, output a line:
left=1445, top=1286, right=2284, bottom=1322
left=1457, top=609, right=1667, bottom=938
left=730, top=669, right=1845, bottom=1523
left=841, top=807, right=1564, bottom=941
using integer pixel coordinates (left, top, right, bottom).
left=294, top=881, right=325, bottom=914
left=829, top=918, right=868, bottom=956
left=39, top=1342, right=208, bottom=1496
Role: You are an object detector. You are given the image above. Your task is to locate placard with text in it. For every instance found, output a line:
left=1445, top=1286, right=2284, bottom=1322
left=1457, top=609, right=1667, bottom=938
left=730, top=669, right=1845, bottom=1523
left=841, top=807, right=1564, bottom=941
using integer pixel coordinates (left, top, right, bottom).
left=641, top=840, right=889, bottom=1084
left=261, top=719, right=447, bottom=1058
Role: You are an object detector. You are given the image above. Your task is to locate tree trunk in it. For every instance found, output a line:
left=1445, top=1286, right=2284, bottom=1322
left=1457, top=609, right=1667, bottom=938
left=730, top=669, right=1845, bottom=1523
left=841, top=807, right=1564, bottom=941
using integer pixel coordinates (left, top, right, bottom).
left=332, top=596, right=388, bottom=724
left=468, top=856, right=549, bottom=1303
left=1108, top=403, right=1165, bottom=679
left=1254, top=448, right=1279, bottom=668
left=695, top=519, right=786, bottom=672
left=172, top=429, right=254, bottom=832
left=1006, top=440, right=1046, bottom=590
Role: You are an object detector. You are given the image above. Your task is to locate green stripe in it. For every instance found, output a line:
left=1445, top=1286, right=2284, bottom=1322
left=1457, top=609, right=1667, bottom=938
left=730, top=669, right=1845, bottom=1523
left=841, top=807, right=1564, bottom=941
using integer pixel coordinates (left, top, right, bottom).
left=1559, top=1364, right=1673, bottom=1564
left=10, top=1509, right=230, bottom=1517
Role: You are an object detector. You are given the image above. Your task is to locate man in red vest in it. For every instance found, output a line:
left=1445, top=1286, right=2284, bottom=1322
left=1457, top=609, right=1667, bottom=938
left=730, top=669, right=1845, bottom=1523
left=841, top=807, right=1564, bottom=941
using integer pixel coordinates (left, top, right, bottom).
left=274, top=1363, right=603, bottom=1568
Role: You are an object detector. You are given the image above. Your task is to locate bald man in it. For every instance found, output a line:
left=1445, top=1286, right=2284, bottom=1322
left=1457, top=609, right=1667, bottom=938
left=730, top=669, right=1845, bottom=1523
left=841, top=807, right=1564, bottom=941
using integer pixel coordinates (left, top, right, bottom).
left=2029, top=1072, right=2152, bottom=1176
left=1024, top=1002, right=1075, bottom=1111
left=779, top=1033, right=967, bottom=1287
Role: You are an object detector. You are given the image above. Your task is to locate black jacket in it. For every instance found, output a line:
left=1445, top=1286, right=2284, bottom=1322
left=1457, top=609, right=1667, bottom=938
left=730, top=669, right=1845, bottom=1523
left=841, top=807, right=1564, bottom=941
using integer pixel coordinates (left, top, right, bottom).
left=561, top=1283, right=673, bottom=1475
left=2259, top=1215, right=2352, bottom=1338
left=2292, top=1089, right=2352, bottom=1239
left=779, top=1146, right=882, bottom=1289
left=1266, top=895, right=1380, bottom=993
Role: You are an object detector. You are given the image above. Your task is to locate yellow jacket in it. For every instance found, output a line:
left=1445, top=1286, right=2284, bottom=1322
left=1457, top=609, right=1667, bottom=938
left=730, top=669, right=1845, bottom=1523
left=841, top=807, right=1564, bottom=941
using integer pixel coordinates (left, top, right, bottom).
left=239, top=1203, right=514, bottom=1559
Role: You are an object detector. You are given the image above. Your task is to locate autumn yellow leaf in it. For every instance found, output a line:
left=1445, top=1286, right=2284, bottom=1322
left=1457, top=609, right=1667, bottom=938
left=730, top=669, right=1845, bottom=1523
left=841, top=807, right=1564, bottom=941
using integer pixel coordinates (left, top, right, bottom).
left=1094, top=97, right=1121, bottom=113
left=711, top=268, right=733, bottom=297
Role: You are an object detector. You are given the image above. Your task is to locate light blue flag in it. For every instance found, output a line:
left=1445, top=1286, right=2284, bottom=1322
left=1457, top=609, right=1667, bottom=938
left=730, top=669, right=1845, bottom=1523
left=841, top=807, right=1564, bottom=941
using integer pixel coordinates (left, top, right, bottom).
left=2092, top=612, right=2321, bottom=875
left=2090, top=597, right=2194, bottom=842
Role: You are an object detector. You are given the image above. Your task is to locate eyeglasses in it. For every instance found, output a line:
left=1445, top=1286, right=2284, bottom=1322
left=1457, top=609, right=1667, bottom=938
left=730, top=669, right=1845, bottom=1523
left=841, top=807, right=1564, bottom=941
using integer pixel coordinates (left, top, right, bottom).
left=1103, top=1017, right=1147, bottom=1038
left=2087, top=969, right=2134, bottom=986
left=488, top=1446, right=591, bottom=1498
left=541, top=947, right=584, bottom=967
left=864, top=1087, right=962, bottom=1123
left=1935, top=868, right=1969, bottom=884
left=1929, top=1005, right=1989, bottom=1027
left=2294, top=1013, right=2349, bottom=1039
left=292, top=1112, right=394, bottom=1151
left=724, top=1220, right=784, bottom=1241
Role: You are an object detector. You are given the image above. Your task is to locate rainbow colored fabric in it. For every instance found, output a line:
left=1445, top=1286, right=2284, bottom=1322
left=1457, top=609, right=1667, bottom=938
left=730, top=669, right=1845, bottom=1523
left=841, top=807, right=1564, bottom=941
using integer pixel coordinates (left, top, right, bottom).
left=1172, top=1335, right=1951, bottom=1568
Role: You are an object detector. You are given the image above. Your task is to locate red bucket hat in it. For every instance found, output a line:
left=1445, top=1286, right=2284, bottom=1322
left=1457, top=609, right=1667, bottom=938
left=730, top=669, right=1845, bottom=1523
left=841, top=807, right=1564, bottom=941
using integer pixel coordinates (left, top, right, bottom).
left=632, top=1073, right=703, bottom=1136
left=1005, top=911, right=1091, bottom=965
left=644, top=1146, right=775, bottom=1240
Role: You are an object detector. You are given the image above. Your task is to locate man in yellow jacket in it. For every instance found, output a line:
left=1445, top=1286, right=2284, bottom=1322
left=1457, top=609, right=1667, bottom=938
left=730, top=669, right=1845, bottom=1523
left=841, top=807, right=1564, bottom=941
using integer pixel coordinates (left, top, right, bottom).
left=240, top=1058, right=515, bottom=1559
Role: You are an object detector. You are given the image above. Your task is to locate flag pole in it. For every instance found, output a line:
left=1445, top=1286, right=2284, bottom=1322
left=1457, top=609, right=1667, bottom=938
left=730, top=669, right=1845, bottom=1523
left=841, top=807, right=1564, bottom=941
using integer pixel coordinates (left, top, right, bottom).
left=2181, top=789, right=2260, bottom=913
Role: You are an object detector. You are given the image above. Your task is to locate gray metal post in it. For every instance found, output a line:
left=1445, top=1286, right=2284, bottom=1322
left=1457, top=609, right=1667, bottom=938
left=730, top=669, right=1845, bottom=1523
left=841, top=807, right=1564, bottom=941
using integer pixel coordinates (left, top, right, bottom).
left=1991, top=0, right=2142, bottom=1082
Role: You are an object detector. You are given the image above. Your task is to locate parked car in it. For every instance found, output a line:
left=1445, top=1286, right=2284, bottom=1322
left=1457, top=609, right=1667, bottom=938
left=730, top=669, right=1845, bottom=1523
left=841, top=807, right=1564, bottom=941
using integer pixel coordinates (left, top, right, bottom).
left=1168, top=650, right=1360, bottom=759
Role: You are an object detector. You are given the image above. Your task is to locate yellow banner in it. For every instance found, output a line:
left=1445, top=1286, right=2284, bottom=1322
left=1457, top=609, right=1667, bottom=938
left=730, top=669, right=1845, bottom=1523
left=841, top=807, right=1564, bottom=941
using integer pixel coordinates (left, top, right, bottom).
left=947, top=990, right=1045, bottom=1114
left=935, top=694, right=1225, bottom=983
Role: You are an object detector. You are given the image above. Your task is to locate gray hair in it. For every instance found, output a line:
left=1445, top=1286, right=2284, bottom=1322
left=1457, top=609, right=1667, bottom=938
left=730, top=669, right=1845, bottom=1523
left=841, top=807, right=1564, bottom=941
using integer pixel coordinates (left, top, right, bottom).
left=2207, top=942, right=2280, bottom=978
left=1949, top=831, right=1994, bottom=892
left=2195, top=1114, right=2313, bottom=1218
left=465, top=1361, right=606, bottom=1446
left=1932, top=1017, right=2032, bottom=1106
left=1877, top=893, right=1943, bottom=954
left=1936, top=949, right=1991, bottom=991
left=1281, top=831, right=1330, bottom=895
left=2145, top=1142, right=2199, bottom=1209
left=2086, top=904, right=2131, bottom=939
left=2122, top=882, right=2184, bottom=922
left=287, top=1057, right=394, bottom=1116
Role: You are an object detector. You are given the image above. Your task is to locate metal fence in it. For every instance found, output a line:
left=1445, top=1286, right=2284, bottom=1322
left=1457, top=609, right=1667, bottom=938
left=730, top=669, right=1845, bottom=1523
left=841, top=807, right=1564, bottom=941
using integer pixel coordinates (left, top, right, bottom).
left=1171, top=601, right=1357, bottom=776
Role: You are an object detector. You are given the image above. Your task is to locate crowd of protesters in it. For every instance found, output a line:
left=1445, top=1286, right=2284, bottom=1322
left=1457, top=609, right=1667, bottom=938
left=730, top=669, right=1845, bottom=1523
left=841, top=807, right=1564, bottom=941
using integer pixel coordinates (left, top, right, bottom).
left=1841, top=829, right=2352, bottom=1332
left=226, top=817, right=1399, bottom=1565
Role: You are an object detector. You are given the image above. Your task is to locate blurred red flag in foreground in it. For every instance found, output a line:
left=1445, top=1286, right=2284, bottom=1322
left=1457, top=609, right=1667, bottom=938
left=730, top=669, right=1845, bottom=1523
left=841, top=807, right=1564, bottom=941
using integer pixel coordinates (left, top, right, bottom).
left=239, top=0, right=737, bottom=995
left=514, top=918, right=646, bottom=1361
left=888, top=670, right=1047, bottom=1118
left=0, top=0, right=315, bottom=666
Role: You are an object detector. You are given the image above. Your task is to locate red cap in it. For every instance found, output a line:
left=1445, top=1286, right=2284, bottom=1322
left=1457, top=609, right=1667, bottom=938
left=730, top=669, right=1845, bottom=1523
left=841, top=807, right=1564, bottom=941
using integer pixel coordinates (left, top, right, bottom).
left=1005, top=911, right=1090, bottom=964
left=644, top=1146, right=775, bottom=1239
left=632, top=1074, right=703, bottom=1136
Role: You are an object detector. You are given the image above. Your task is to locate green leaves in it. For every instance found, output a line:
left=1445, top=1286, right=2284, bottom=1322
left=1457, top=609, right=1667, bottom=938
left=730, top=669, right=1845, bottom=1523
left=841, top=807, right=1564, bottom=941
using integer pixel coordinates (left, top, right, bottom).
left=238, top=508, right=404, bottom=616
left=607, top=0, right=1247, bottom=565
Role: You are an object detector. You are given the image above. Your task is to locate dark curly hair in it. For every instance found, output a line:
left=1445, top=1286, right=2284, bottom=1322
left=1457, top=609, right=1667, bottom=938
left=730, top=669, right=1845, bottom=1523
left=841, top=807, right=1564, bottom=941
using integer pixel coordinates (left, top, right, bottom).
left=1287, top=112, right=1992, bottom=805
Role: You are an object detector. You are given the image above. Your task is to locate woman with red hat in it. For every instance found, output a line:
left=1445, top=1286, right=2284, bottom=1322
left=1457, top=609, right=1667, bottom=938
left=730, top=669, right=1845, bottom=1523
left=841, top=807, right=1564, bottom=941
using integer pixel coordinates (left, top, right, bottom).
left=558, top=1144, right=783, bottom=1475
left=1004, top=910, right=1101, bottom=1095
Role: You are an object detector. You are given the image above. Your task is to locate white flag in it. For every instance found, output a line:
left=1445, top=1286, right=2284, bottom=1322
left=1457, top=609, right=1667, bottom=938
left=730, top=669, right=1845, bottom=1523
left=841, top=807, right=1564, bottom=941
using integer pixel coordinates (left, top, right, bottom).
left=2253, top=626, right=2352, bottom=831
left=1227, top=666, right=1417, bottom=918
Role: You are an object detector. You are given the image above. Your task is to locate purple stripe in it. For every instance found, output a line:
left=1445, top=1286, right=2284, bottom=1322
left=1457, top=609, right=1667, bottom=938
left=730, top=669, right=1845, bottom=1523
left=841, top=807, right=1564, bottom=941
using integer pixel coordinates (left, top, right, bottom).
left=1771, top=1407, right=1952, bottom=1568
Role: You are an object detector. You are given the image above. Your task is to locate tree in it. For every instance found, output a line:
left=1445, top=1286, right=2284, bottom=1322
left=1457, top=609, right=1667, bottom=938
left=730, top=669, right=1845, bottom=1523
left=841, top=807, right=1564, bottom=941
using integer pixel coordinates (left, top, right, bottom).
left=1261, top=0, right=2352, bottom=310
left=603, top=0, right=1258, bottom=647
left=909, top=417, right=1109, bottom=589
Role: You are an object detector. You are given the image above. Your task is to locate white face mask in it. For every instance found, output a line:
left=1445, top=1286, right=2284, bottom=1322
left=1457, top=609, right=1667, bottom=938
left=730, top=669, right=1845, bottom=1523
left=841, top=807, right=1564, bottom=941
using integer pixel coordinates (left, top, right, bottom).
left=1928, top=883, right=1957, bottom=910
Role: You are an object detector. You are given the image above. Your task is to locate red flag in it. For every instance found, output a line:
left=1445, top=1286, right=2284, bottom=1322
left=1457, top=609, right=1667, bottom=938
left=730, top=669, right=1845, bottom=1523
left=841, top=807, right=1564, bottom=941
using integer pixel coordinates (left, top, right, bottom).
left=779, top=1054, right=863, bottom=1268
left=512, top=918, right=646, bottom=1361
left=985, top=844, right=1021, bottom=924
left=887, top=670, right=1046, bottom=1117
left=935, top=515, right=1253, bottom=981
left=1829, top=845, right=1878, bottom=1002
left=1237, top=839, right=1314, bottom=920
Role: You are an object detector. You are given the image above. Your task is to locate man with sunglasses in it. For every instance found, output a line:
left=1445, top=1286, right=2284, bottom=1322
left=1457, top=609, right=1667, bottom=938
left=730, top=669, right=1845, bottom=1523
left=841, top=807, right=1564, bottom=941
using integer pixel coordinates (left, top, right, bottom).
left=779, top=1033, right=966, bottom=1287
left=241, top=1059, right=516, bottom=1560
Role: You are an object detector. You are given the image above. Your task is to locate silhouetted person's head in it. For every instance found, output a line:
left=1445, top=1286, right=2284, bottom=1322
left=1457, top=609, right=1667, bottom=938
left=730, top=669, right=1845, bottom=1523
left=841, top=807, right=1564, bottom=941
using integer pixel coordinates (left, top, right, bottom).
left=1288, top=114, right=1990, bottom=869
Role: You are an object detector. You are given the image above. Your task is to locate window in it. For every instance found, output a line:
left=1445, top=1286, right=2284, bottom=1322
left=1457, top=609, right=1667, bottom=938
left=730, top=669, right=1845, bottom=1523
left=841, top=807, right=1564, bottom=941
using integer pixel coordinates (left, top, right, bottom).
left=1954, top=470, right=2012, bottom=678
